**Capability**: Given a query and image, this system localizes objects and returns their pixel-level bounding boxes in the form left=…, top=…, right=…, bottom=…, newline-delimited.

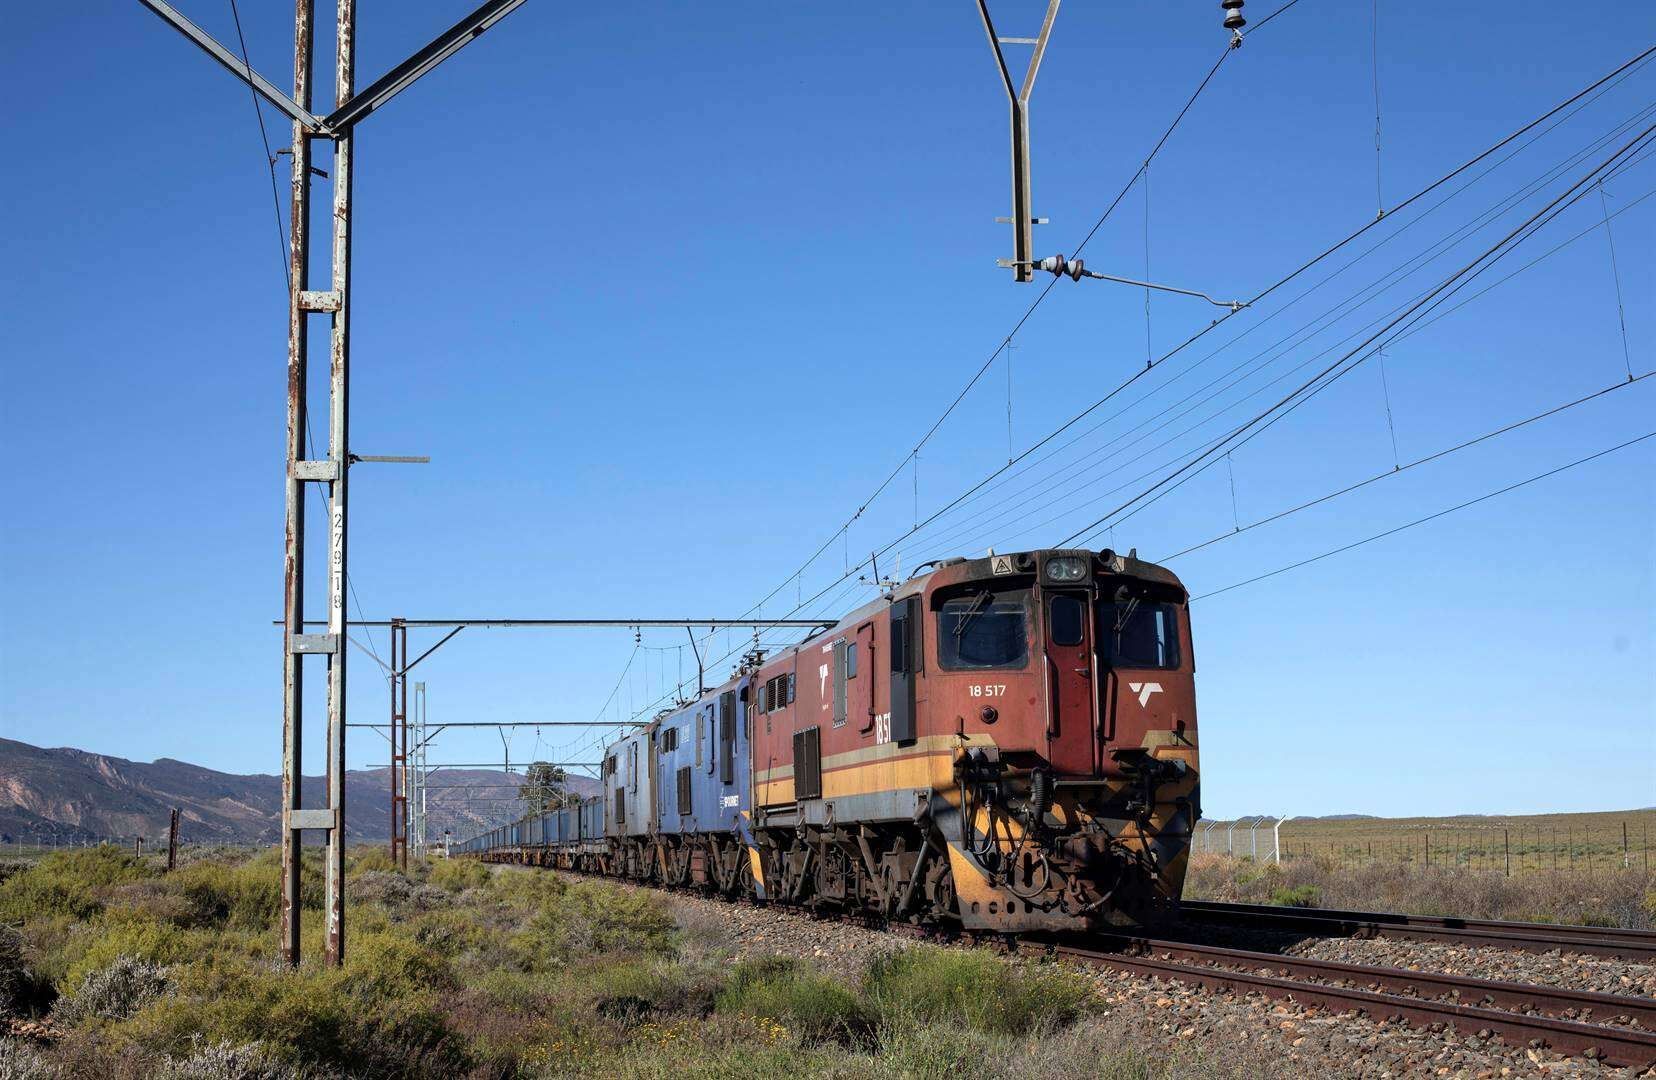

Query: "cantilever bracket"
left=324, top=0, right=532, bottom=132
left=977, top=0, right=1061, bottom=283
left=136, top=0, right=328, bottom=133
left=136, top=0, right=532, bottom=138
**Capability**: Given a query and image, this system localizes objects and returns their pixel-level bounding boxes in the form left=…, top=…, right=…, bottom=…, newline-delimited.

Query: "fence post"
left=1504, top=829, right=1510, bottom=877
left=1274, top=816, right=1295, bottom=864
left=1425, top=829, right=1430, bottom=867
left=1623, top=822, right=1629, bottom=869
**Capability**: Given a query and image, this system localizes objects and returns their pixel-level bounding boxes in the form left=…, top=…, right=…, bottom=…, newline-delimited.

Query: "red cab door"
left=1044, top=591, right=1096, bottom=775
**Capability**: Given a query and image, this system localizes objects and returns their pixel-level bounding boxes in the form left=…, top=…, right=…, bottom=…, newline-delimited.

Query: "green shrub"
left=60, top=914, right=209, bottom=991
left=0, top=847, right=161, bottom=924
left=0, top=869, right=101, bottom=923
left=348, top=848, right=396, bottom=877
left=408, top=909, right=496, bottom=958
left=342, top=932, right=455, bottom=1002
left=1268, top=884, right=1321, bottom=908
left=491, top=867, right=567, bottom=910
left=430, top=859, right=491, bottom=894
left=529, top=882, right=673, bottom=961
left=116, top=962, right=461, bottom=1077
left=864, top=948, right=1088, bottom=1036
left=583, top=957, right=721, bottom=1020
left=714, top=957, right=869, bottom=1043
left=169, top=861, right=282, bottom=931
left=873, top=1020, right=1019, bottom=1078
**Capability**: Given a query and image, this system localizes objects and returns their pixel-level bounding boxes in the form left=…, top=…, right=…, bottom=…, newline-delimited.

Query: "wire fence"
left=1194, top=817, right=1653, bottom=875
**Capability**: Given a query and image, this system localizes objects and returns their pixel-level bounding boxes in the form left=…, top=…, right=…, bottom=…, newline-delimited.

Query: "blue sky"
left=1, top=1, right=1651, bottom=819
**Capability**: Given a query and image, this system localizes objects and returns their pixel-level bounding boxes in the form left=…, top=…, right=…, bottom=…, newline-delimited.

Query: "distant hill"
left=0, top=738, right=599, bottom=846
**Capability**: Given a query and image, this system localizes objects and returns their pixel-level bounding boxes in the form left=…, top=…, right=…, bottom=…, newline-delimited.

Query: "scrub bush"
left=713, top=957, right=869, bottom=1043
left=157, top=1038, right=294, bottom=1080
left=54, top=956, right=168, bottom=1025
left=168, top=862, right=280, bottom=931
left=430, top=859, right=491, bottom=894
left=348, top=849, right=396, bottom=877
left=347, top=871, right=450, bottom=914
left=529, top=881, right=674, bottom=961
left=116, top=962, right=461, bottom=1078
left=1268, top=884, right=1321, bottom=908
left=0, top=928, right=26, bottom=1019
left=0, top=1038, right=53, bottom=1080
left=0, top=872, right=99, bottom=924
left=864, top=947, right=1088, bottom=1036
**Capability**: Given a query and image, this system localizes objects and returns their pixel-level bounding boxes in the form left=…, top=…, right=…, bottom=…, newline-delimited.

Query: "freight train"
left=454, top=547, right=1199, bottom=931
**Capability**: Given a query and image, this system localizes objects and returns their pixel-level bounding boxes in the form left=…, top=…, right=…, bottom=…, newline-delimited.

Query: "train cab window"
left=1049, top=595, right=1085, bottom=647
left=938, top=590, right=1029, bottom=670
left=661, top=728, right=678, bottom=752
left=1103, top=599, right=1181, bottom=670
left=846, top=642, right=857, bottom=679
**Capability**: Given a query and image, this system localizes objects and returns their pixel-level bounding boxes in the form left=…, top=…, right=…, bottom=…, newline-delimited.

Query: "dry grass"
left=1198, top=809, right=1656, bottom=875
left=0, top=846, right=1242, bottom=1078
left=1184, top=850, right=1656, bottom=928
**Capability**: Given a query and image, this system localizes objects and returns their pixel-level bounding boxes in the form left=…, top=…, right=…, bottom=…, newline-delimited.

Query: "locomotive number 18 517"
left=968, top=684, right=1006, bottom=698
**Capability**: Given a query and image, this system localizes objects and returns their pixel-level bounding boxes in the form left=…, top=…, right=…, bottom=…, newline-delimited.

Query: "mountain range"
left=0, top=738, right=599, bottom=847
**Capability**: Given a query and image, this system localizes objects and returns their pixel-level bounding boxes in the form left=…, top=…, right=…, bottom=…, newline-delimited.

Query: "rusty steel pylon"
left=390, top=620, right=409, bottom=871
left=136, top=0, right=533, bottom=966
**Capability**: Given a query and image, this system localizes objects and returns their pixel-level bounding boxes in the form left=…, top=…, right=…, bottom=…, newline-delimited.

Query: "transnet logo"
left=1127, top=681, right=1163, bottom=707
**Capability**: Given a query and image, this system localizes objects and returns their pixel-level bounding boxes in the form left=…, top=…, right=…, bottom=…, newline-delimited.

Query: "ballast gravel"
left=639, top=880, right=1656, bottom=1079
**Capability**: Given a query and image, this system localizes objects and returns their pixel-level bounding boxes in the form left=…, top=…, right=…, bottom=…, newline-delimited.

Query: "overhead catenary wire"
left=227, top=0, right=290, bottom=292
left=886, top=113, right=1656, bottom=573
left=603, top=32, right=1656, bottom=739
left=1087, top=166, right=1656, bottom=547
left=1160, top=371, right=1654, bottom=564
left=724, top=16, right=1270, bottom=637
left=842, top=67, right=1656, bottom=599
left=1057, top=120, right=1656, bottom=548
left=590, top=15, right=1290, bottom=737
left=1190, top=430, right=1656, bottom=602
left=652, top=124, right=1649, bottom=715
left=1596, top=181, right=1636, bottom=381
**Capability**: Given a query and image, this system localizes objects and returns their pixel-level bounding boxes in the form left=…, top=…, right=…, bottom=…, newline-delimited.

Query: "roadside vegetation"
left=0, top=846, right=1240, bottom=1079
left=1184, top=850, right=1656, bottom=928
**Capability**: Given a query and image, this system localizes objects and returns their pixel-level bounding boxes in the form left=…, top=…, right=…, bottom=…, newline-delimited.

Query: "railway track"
left=521, top=866, right=1656, bottom=1067
left=1180, top=900, right=1656, bottom=961
left=1049, top=934, right=1656, bottom=1068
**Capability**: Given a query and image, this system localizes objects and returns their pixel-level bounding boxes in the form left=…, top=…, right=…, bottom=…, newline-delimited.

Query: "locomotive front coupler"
left=1110, top=747, right=1188, bottom=823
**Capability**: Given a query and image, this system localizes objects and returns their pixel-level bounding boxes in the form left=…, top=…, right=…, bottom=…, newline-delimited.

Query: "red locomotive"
left=745, top=546, right=1198, bottom=930
left=463, top=546, right=1200, bottom=932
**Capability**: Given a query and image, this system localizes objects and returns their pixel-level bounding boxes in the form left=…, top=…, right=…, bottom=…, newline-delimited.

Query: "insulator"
left=1222, top=0, right=1246, bottom=31
left=1036, top=254, right=1088, bottom=282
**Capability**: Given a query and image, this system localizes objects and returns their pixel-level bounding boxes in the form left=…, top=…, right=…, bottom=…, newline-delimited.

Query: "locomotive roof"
left=600, top=547, right=1185, bottom=760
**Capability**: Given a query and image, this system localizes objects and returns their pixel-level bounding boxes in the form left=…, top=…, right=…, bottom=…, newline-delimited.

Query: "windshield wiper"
left=952, top=590, right=993, bottom=638
left=1110, top=589, right=1142, bottom=654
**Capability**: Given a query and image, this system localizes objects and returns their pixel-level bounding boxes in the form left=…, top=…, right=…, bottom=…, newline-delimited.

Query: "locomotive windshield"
left=1102, top=597, right=1180, bottom=669
left=938, top=590, right=1029, bottom=670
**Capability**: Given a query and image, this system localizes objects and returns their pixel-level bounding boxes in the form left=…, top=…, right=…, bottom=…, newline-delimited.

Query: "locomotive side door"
left=1044, top=591, right=1096, bottom=776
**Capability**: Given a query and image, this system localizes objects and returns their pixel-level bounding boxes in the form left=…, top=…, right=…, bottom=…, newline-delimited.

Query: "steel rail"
left=1053, top=943, right=1656, bottom=1068
left=1180, top=901, right=1656, bottom=961
left=1082, top=933, right=1656, bottom=1029
left=458, top=857, right=1654, bottom=1065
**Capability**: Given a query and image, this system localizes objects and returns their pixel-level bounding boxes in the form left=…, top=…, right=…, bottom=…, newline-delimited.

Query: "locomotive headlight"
left=1044, top=556, right=1088, bottom=583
